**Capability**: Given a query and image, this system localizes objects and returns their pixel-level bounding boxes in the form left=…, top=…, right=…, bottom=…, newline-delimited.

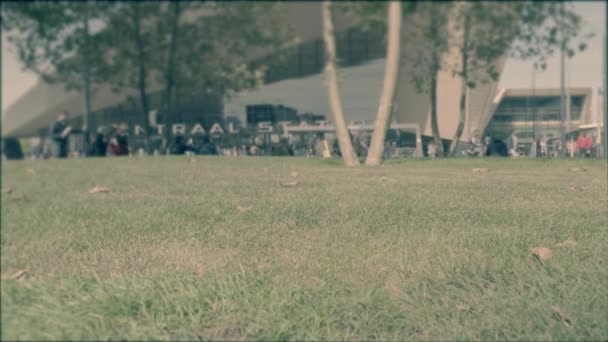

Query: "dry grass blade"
left=456, top=304, right=471, bottom=312
left=568, top=186, right=585, bottom=192
left=2, top=269, right=28, bottom=280
left=551, top=306, right=573, bottom=328
left=472, top=168, right=490, bottom=172
left=555, top=238, right=578, bottom=248
left=380, top=177, right=396, bottom=182
left=530, top=247, right=553, bottom=261
left=87, top=186, right=110, bottom=194
left=237, top=205, right=253, bottom=213
left=280, top=181, right=298, bottom=188
left=569, top=167, right=590, bottom=172
left=10, top=193, right=29, bottom=201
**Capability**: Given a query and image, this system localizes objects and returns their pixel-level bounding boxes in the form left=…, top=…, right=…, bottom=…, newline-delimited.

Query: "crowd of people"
left=5, top=112, right=603, bottom=161
left=462, top=131, right=598, bottom=158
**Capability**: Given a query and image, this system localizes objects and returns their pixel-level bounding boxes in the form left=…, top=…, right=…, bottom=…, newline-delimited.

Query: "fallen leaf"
left=456, top=304, right=471, bottom=312
left=551, top=306, right=573, bottom=328
left=1, top=269, right=28, bottom=280
left=290, top=171, right=299, bottom=178
left=25, top=168, right=36, bottom=175
left=280, top=181, right=298, bottom=188
left=2, top=187, right=13, bottom=194
left=472, top=168, right=490, bottom=172
left=530, top=247, right=553, bottom=261
left=87, top=186, right=110, bottom=194
left=555, top=238, right=577, bottom=248
left=569, top=167, right=590, bottom=172
left=10, top=194, right=29, bottom=201
left=568, top=186, right=585, bottom=192
left=237, top=205, right=253, bottom=213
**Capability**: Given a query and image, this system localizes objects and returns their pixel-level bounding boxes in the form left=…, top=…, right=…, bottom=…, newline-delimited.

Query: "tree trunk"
left=366, top=1, right=402, bottom=166
left=429, top=52, right=443, bottom=157
left=82, top=15, right=92, bottom=151
left=321, top=1, right=359, bottom=166
left=162, top=1, right=181, bottom=150
left=83, top=72, right=92, bottom=146
left=448, top=14, right=471, bottom=157
left=133, top=4, right=151, bottom=150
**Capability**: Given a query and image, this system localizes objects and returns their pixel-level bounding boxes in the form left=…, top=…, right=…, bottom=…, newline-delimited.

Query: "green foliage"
left=99, top=2, right=293, bottom=101
left=2, top=1, right=293, bottom=105
left=2, top=1, right=113, bottom=91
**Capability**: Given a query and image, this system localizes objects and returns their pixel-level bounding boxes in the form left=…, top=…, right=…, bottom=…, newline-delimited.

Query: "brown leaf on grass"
left=570, top=167, right=590, bottom=172
left=530, top=247, right=553, bottom=261
left=87, top=186, right=110, bottom=194
left=472, top=168, right=490, bottom=172
left=1, top=269, right=28, bottom=280
left=568, top=186, right=585, bottom=192
left=10, top=193, right=29, bottom=201
left=290, top=171, right=299, bottom=178
left=2, top=187, right=13, bottom=194
left=280, top=181, right=298, bottom=188
left=555, top=238, right=578, bottom=248
left=237, top=205, right=253, bottom=213
left=551, top=306, right=573, bottom=329
left=25, top=168, right=36, bottom=175
left=456, top=304, right=471, bottom=312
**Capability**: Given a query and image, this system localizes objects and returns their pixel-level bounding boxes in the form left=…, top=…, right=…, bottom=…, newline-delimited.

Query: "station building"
left=2, top=2, right=601, bottom=156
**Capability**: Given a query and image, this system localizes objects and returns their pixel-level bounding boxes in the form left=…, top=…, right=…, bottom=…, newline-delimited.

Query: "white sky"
left=2, top=1, right=606, bottom=113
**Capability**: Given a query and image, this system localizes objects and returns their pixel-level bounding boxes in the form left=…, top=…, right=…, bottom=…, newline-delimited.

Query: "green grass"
left=2, top=156, right=607, bottom=341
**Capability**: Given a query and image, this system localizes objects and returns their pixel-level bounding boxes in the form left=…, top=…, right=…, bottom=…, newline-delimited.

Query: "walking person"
left=583, top=132, right=593, bottom=158
left=567, top=138, right=575, bottom=158
left=576, top=132, right=585, bottom=157
left=427, top=141, right=437, bottom=159
left=88, top=132, right=107, bottom=157
left=539, top=136, right=548, bottom=157
left=314, top=133, right=331, bottom=159
left=508, top=131, right=519, bottom=157
left=480, top=136, right=491, bottom=157
left=49, top=111, right=71, bottom=158
left=108, top=123, right=129, bottom=156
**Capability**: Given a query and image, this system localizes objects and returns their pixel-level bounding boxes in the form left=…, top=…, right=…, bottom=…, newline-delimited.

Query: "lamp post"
left=532, top=63, right=537, bottom=143
left=559, top=1, right=567, bottom=157
left=603, top=33, right=608, bottom=158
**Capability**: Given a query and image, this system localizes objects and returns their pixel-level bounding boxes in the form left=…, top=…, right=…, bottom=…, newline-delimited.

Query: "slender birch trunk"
left=366, top=1, right=402, bottom=166
left=448, top=14, right=471, bottom=157
left=321, top=1, right=359, bottom=166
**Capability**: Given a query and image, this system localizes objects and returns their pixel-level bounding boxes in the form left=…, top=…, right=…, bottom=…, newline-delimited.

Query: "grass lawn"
left=1, top=156, right=607, bottom=341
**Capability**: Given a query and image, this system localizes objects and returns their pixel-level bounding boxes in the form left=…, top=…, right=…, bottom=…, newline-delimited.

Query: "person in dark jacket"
left=272, top=138, right=294, bottom=156
left=88, top=133, right=107, bottom=157
left=169, top=135, right=187, bottom=155
left=198, top=136, right=218, bottom=155
left=49, top=112, right=71, bottom=158
left=2, top=138, right=24, bottom=160
left=109, top=123, right=129, bottom=156
left=485, top=138, right=509, bottom=157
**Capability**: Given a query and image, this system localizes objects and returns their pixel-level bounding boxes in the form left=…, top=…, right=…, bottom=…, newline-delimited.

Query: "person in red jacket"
left=576, top=132, right=586, bottom=157
left=583, top=133, right=593, bottom=157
